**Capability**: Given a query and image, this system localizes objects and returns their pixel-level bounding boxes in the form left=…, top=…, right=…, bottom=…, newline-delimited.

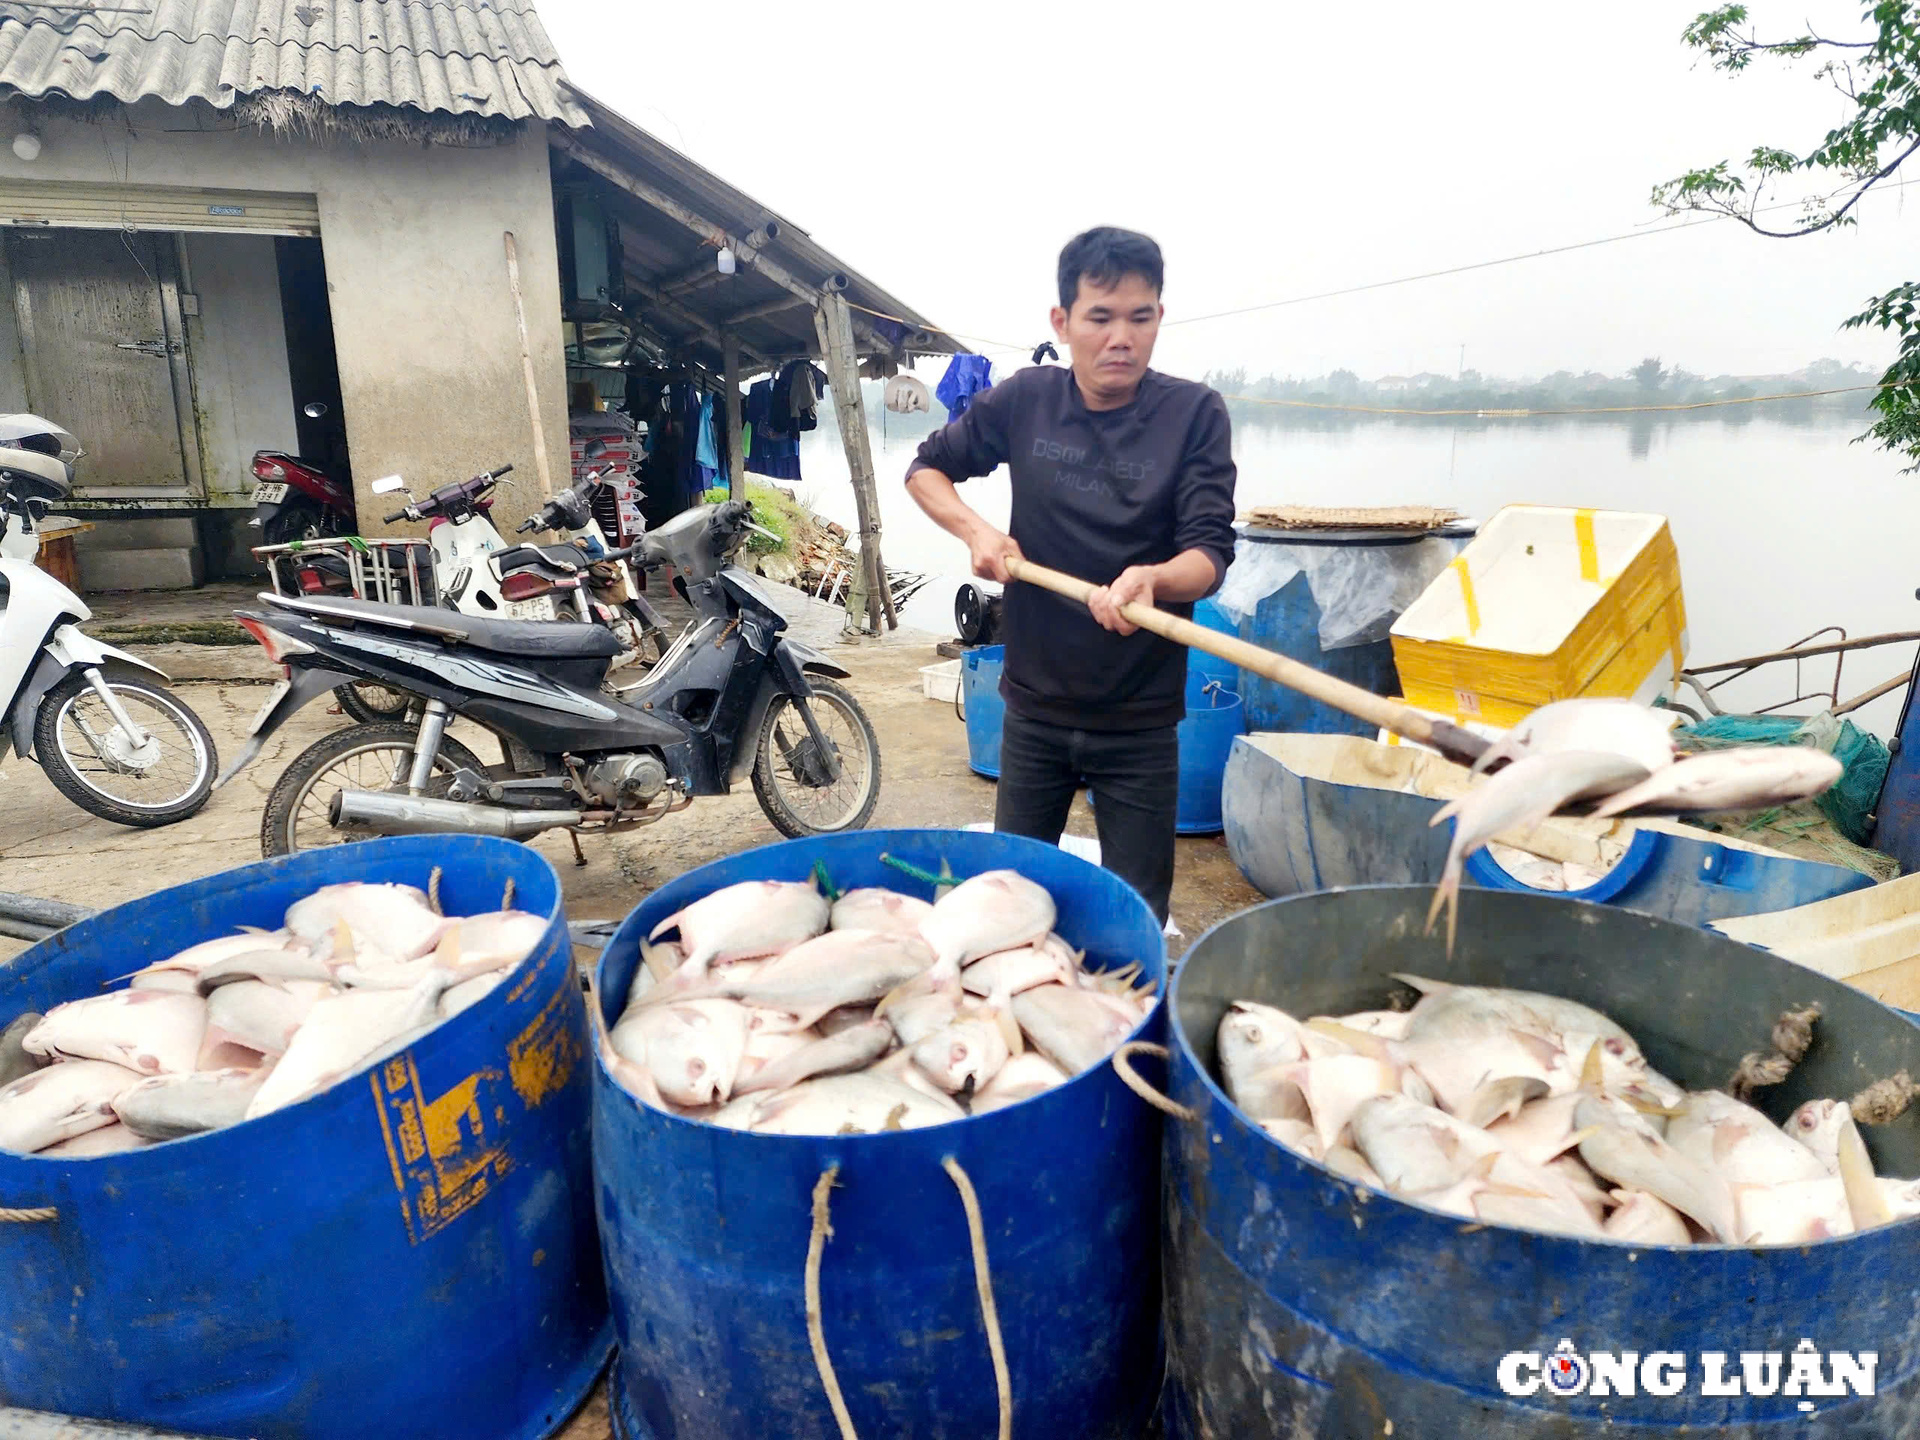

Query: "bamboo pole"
left=722, top=333, right=745, bottom=501
left=814, top=296, right=893, bottom=633
left=502, top=231, right=556, bottom=498
left=1005, top=556, right=1492, bottom=767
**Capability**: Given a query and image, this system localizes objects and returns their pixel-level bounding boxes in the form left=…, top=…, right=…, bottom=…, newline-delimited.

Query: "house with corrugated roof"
left=0, top=0, right=955, bottom=620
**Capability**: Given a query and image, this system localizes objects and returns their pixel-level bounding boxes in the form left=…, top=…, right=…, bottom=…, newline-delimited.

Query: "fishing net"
left=1671, top=711, right=1898, bottom=880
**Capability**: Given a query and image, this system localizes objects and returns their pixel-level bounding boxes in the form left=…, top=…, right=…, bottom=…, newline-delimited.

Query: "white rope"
left=943, top=1157, right=1012, bottom=1440
left=1111, top=1042, right=1197, bottom=1122
left=806, top=1166, right=859, bottom=1440
left=0, top=1206, right=56, bottom=1223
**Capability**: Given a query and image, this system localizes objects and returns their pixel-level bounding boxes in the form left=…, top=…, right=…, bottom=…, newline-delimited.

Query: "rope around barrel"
left=1111, top=1042, right=1198, bottom=1122
left=427, top=866, right=444, bottom=916
left=805, top=1167, right=859, bottom=1440
left=0, top=1206, right=56, bottom=1223
left=942, top=1156, right=1011, bottom=1440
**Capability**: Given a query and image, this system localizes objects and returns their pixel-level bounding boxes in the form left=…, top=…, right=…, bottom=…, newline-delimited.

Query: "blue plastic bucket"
left=592, top=829, right=1168, bottom=1440
left=961, top=643, right=1006, bottom=778
left=1175, top=677, right=1245, bottom=836
left=1189, top=599, right=1241, bottom=692
left=0, top=836, right=610, bottom=1440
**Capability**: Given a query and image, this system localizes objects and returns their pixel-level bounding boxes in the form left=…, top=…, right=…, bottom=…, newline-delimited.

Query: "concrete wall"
left=182, top=232, right=298, bottom=499
left=0, top=101, right=571, bottom=534
left=0, top=240, right=25, bottom=412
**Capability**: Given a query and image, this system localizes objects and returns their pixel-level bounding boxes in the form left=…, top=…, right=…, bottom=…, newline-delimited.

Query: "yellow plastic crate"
left=1388, top=505, right=1687, bottom=729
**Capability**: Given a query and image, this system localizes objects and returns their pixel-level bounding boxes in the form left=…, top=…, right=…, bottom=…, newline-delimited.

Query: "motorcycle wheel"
left=33, top=670, right=217, bottom=827
left=260, top=722, right=487, bottom=857
left=261, top=498, right=326, bottom=546
left=750, top=677, right=882, bottom=837
left=334, top=682, right=418, bottom=724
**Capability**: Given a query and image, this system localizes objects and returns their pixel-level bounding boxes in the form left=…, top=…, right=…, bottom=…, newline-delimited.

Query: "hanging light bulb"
left=716, top=246, right=736, bottom=275
left=12, top=132, right=40, bottom=162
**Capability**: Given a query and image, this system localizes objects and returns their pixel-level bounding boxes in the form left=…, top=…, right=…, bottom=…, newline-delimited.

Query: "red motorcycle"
left=247, top=401, right=355, bottom=546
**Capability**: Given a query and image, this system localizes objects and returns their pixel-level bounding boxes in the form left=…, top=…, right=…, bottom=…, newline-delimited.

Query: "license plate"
left=249, top=679, right=291, bottom=735
left=253, top=482, right=289, bottom=504
left=507, top=595, right=557, bottom=621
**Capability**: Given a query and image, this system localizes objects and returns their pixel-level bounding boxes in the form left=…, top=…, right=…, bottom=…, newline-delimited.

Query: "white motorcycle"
left=0, top=415, right=217, bottom=825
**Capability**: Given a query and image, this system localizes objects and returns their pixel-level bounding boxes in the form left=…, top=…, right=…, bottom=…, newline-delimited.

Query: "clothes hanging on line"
left=936, top=354, right=993, bottom=419
left=769, top=360, right=828, bottom=435
left=694, top=392, right=721, bottom=489
left=744, top=378, right=802, bottom=481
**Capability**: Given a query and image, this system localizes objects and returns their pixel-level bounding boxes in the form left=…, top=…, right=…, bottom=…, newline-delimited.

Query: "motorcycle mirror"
left=745, top=521, right=781, bottom=543
left=370, top=475, right=407, bottom=495
left=303, top=401, right=330, bottom=419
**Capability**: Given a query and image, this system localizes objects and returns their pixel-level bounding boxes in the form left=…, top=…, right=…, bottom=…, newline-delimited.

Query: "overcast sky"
left=542, top=0, right=1916, bottom=383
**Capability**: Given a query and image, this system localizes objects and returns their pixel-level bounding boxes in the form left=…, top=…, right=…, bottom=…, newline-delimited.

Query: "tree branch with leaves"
left=1653, top=2, right=1920, bottom=467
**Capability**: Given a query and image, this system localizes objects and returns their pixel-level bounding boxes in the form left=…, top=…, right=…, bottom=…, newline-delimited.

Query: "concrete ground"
left=2, top=588, right=1261, bottom=1438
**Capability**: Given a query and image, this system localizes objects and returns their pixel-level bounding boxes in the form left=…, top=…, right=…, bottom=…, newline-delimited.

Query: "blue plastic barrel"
left=592, top=828, right=1168, bottom=1440
left=1233, top=532, right=1412, bottom=735
left=1174, top=676, right=1245, bottom=836
left=1189, top=598, right=1241, bottom=692
left=1163, top=885, right=1920, bottom=1435
left=961, top=644, right=1006, bottom=778
left=0, top=836, right=610, bottom=1440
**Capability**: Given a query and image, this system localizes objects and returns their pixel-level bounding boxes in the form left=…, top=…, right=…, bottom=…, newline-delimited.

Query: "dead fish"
left=1575, top=1096, right=1737, bottom=1240
left=1590, top=746, right=1843, bottom=819
left=1425, top=750, right=1652, bottom=952
left=1666, top=1090, right=1830, bottom=1188
left=1320, top=1009, right=1412, bottom=1041
left=25, top=991, right=207, bottom=1076
left=114, top=1069, right=266, bottom=1141
left=735, top=1020, right=893, bottom=1096
left=1604, top=1188, right=1693, bottom=1246
left=728, top=930, right=935, bottom=1028
left=246, top=973, right=450, bottom=1119
left=127, top=932, right=298, bottom=990
left=1547, top=1155, right=1612, bottom=1221
left=39, top=1121, right=152, bottom=1158
left=427, top=910, right=547, bottom=980
left=1397, top=975, right=1639, bottom=1051
left=830, top=887, right=934, bottom=935
left=196, top=939, right=336, bottom=991
left=971, top=1051, right=1069, bottom=1114
left=1784, top=1097, right=1849, bottom=1174
left=1323, top=1144, right=1386, bottom=1189
left=748, top=1071, right=965, bottom=1135
left=1351, top=1091, right=1504, bottom=1196
left=610, top=999, right=751, bottom=1108
left=872, top=1046, right=967, bottom=1107
left=202, top=980, right=317, bottom=1060
left=1835, top=1113, right=1894, bottom=1233
left=918, top=869, right=1055, bottom=974
left=287, top=882, right=447, bottom=960
left=879, top=986, right=963, bottom=1048
left=0, top=1012, right=46, bottom=1088
left=1219, top=1003, right=1352, bottom=1118
left=0, top=1059, right=141, bottom=1153
left=1011, top=983, right=1137, bottom=1076
left=1472, top=698, right=1676, bottom=778
left=1487, top=1092, right=1598, bottom=1167
left=647, top=879, right=828, bottom=973
left=816, top=1004, right=878, bottom=1037
left=962, top=936, right=1080, bottom=999
left=1455, top=1075, right=1551, bottom=1129
left=1469, top=1180, right=1607, bottom=1239
left=440, top=971, right=507, bottom=1019
left=911, top=1009, right=1018, bottom=1094
left=1257, top=1116, right=1322, bottom=1158
left=1736, top=1176, right=1853, bottom=1245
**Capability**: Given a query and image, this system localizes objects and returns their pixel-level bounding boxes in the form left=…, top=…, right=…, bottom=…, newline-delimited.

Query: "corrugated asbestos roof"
left=0, top=0, right=586, bottom=124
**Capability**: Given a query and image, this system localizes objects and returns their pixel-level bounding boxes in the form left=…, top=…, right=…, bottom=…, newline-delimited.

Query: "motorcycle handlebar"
left=383, top=507, right=411, bottom=524
left=490, top=463, right=515, bottom=480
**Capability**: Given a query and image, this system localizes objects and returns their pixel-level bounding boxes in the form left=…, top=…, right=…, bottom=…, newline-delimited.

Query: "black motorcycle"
left=218, top=499, right=883, bottom=856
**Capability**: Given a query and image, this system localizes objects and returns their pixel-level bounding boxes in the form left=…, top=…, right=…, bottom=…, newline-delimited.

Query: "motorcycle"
left=248, top=401, right=354, bottom=546
left=0, top=415, right=218, bottom=826
left=218, top=498, right=882, bottom=857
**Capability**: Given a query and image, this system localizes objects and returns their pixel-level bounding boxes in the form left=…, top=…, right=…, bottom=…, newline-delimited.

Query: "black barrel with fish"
left=591, top=829, right=1168, bottom=1439
left=0, top=836, right=609, bottom=1440
left=1160, top=884, right=1920, bottom=1437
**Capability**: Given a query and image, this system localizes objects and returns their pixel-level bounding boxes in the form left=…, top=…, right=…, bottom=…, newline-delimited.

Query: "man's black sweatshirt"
left=908, top=365, right=1238, bottom=732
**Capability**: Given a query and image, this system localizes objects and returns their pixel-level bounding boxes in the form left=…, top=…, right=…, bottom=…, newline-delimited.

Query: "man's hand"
left=968, top=527, right=1023, bottom=584
left=1088, top=564, right=1158, bottom=635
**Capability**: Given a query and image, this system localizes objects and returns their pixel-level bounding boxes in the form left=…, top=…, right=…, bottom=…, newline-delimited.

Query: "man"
left=905, top=227, right=1237, bottom=922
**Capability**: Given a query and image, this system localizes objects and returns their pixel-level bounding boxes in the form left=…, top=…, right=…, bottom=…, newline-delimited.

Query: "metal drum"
left=592, top=828, right=1167, bottom=1439
left=0, top=835, right=610, bottom=1440
left=1163, top=884, right=1920, bottom=1437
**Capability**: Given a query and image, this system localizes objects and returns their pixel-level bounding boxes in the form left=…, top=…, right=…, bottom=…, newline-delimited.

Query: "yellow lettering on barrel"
left=509, top=984, right=582, bottom=1109
left=372, top=1054, right=511, bottom=1245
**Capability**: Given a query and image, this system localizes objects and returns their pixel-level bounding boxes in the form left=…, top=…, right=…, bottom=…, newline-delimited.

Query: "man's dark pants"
left=993, top=709, right=1179, bottom=923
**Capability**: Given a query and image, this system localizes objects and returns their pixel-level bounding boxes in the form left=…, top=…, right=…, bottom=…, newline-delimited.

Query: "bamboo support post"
left=722, top=333, right=745, bottom=501
left=814, top=295, right=894, bottom=633
left=1004, top=556, right=1490, bottom=766
left=502, top=231, right=556, bottom=498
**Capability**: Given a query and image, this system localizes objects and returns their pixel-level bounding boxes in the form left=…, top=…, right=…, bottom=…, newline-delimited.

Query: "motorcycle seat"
left=494, top=543, right=586, bottom=574
left=264, top=592, right=622, bottom=659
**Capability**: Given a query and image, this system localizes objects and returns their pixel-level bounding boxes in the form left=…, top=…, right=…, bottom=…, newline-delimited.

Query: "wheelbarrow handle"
left=1004, top=556, right=1492, bottom=769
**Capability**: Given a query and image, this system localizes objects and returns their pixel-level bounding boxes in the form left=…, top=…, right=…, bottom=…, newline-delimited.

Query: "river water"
left=795, top=408, right=1918, bottom=736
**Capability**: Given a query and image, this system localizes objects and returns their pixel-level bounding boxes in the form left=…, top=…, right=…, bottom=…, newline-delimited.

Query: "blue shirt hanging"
left=936, top=354, right=993, bottom=419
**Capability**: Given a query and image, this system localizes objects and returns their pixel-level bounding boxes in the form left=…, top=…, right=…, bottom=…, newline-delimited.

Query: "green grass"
left=701, top=481, right=807, bottom=556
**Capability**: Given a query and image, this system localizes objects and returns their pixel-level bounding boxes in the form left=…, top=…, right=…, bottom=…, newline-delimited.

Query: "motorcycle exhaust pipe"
left=329, top=790, right=584, bottom=839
